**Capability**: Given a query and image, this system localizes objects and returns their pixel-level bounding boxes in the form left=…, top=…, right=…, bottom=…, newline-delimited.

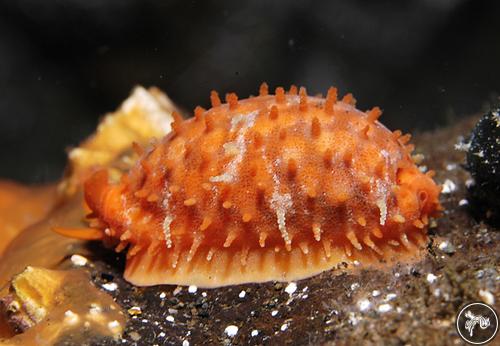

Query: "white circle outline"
left=456, top=302, right=498, bottom=345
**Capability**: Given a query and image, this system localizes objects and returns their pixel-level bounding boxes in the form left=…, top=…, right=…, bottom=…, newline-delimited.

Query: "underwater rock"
left=0, top=87, right=497, bottom=345
left=0, top=267, right=126, bottom=344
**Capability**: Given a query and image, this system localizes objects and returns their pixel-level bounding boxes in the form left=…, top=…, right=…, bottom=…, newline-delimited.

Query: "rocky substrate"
left=52, top=115, right=499, bottom=345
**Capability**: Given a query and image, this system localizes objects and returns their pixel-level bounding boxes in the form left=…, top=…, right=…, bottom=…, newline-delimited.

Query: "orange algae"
left=0, top=181, right=57, bottom=256
left=79, top=84, right=441, bottom=287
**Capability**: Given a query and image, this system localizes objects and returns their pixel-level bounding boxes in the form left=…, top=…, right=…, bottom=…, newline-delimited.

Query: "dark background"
left=0, top=0, right=499, bottom=183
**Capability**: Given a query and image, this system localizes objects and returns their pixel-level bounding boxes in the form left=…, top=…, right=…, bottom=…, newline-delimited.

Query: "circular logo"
left=456, top=302, right=498, bottom=344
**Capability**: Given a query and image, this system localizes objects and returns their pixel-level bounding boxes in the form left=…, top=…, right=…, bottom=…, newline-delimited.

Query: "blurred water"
left=0, top=0, right=499, bottom=182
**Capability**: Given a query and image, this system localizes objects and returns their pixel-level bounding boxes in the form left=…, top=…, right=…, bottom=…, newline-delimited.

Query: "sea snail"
left=57, top=84, right=441, bottom=287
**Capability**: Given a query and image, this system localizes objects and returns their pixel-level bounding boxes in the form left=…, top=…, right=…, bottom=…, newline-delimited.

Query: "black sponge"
left=466, top=107, right=500, bottom=223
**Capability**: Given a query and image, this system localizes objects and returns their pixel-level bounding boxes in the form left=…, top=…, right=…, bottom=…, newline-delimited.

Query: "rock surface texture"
left=0, top=94, right=498, bottom=345
left=68, top=116, right=500, bottom=345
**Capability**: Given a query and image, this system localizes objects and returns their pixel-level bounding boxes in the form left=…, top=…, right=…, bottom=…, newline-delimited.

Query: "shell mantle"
left=83, top=85, right=441, bottom=287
